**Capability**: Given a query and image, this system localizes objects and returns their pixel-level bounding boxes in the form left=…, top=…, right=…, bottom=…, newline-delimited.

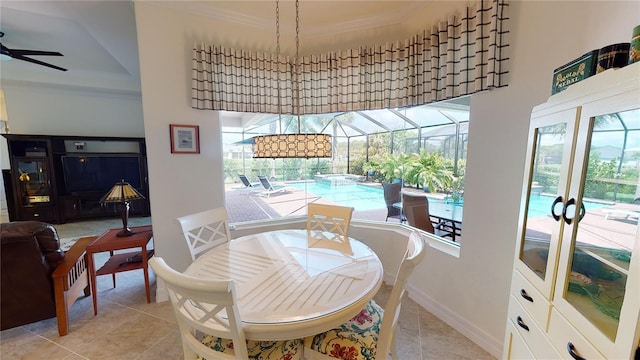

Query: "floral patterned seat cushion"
left=199, top=336, right=303, bottom=360
left=304, top=300, right=384, bottom=360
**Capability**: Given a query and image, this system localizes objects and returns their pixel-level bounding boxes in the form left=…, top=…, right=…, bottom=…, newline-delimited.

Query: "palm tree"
left=408, top=150, right=454, bottom=193
left=378, top=153, right=412, bottom=184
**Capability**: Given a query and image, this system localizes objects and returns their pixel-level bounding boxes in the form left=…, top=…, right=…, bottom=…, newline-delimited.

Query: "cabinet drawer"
left=507, top=296, right=560, bottom=359
left=548, top=308, right=605, bottom=359
left=510, top=270, right=551, bottom=329
left=19, top=206, right=55, bottom=221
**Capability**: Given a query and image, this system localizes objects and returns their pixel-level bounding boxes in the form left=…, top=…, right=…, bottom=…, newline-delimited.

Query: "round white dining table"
left=184, top=228, right=383, bottom=341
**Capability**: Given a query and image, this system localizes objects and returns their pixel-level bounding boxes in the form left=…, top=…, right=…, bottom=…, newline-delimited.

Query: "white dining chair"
left=306, top=203, right=354, bottom=237
left=303, top=230, right=427, bottom=360
left=176, top=207, right=232, bottom=261
left=149, top=257, right=304, bottom=360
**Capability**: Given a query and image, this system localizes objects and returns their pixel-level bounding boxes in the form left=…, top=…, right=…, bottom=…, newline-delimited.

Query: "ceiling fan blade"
left=0, top=43, right=11, bottom=57
left=9, top=49, right=64, bottom=57
left=11, top=54, right=67, bottom=71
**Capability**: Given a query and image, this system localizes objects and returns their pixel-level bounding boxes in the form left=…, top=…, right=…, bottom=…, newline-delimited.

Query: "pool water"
left=288, top=182, right=386, bottom=210
left=288, top=182, right=609, bottom=217
left=526, top=194, right=607, bottom=218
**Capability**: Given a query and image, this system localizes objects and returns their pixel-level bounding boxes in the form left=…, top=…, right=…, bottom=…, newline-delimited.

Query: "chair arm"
left=52, top=235, right=97, bottom=336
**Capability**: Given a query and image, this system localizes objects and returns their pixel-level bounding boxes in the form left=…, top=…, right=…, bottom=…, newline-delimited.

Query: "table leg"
left=53, top=274, right=69, bottom=336
left=142, top=247, right=151, bottom=303
left=110, top=250, right=116, bottom=288
left=87, top=251, right=98, bottom=315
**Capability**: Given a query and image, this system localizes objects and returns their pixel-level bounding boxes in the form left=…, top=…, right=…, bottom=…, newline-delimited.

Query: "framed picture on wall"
left=170, top=124, right=200, bottom=154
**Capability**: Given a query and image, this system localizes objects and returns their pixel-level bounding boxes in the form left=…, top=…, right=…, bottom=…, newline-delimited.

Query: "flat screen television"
left=61, top=155, right=142, bottom=193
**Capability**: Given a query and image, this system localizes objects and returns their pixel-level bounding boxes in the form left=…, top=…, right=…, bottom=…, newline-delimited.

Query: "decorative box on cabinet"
left=503, top=62, right=640, bottom=359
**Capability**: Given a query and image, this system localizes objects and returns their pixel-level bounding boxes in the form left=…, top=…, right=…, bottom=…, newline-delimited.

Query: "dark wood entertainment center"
left=2, top=134, right=150, bottom=223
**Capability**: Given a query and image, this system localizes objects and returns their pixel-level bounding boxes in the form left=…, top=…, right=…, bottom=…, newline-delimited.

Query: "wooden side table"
left=52, top=235, right=96, bottom=336
left=86, top=225, right=153, bottom=315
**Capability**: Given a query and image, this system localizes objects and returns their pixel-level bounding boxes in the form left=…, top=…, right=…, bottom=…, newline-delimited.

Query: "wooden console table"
left=86, top=225, right=153, bottom=315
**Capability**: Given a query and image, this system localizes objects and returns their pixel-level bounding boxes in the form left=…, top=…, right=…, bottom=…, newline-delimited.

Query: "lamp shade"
left=253, top=133, right=332, bottom=158
left=0, top=89, right=8, bottom=122
left=0, top=89, right=9, bottom=121
left=100, top=180, right=145, bottom=203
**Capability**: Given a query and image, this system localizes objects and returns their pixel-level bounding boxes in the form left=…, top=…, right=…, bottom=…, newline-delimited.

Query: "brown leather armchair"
left=0, top=221, right=94, bottom=335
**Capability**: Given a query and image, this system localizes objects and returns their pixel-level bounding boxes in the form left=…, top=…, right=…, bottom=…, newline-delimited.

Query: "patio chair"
left=303, top=230, right=427, bottom=360
left=382, top=182, right=404, bottom=222
left=402, top=192, right=435, bottom=234
left=257, top=175, right=293, bottom=197
left=176, top=207, right=232, bottom=261
left=237, top=174, right=261, bottom=195
left=149, top=257, right=303, bottom=360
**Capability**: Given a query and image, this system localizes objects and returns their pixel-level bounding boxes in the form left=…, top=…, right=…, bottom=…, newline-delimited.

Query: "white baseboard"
left=407, top=283, right=503, bottom=359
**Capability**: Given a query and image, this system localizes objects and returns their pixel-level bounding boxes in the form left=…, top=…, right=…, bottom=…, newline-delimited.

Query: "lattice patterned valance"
left=192, top=0, right=509, bottom=114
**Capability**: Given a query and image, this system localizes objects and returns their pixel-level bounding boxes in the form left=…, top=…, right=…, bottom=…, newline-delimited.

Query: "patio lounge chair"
left=602, top=206, right=640, bottom=221
left=257, top=175, right=294, bottom=197
left=238, top=174, right=261, bottom=194
left=239, top=174, right=260, bottom=188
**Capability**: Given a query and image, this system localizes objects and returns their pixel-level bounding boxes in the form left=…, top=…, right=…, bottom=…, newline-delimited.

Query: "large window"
left=222, top=98, right=469, bottom=244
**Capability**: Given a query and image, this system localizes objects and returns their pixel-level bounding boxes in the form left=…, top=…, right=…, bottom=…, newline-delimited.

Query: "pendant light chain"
left=275, top=0, right=282, bottom=134
left=295, top=0, right=301, bottom=133
left=253, top=0, right=331, bottom=159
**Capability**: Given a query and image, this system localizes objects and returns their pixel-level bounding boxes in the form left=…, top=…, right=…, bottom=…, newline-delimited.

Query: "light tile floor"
left=0, top=263, right=495, bottom=359
left=1, top=216, right=494, bottom=359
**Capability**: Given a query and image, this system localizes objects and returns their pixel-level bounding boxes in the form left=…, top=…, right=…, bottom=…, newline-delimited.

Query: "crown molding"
left=152, top=1, right=429, bottom=39
left=1, top=79, right=142, bottom=100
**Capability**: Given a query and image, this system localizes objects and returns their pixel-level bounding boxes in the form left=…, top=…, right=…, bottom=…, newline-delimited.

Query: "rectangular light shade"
left=253, top=134, right=332, bottom=158
left=100, top=181, right=145, bottom=203
left=0, top=89, right=8, bottom=122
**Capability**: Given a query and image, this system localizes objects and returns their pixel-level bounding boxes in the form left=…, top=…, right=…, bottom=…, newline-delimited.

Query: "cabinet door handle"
left=561, top=198, right=586, bottom=225
left=578, top=202, right=585, bottom=222
left=551, top=196, right=563, bottom=221
left=516, top=316, right=529, bottom=331
left=562, top=198, right=575, bottom=225
left=520, top=289, right=533, bottom=302
left=567, top=342, right=586, bottom=360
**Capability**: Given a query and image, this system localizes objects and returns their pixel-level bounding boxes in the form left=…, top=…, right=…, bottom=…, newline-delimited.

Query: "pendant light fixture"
left=253, top=0, right=331, bottom=159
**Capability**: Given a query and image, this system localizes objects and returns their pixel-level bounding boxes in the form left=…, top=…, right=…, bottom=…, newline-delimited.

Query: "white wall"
left=134, top=3, right=228, bottom=273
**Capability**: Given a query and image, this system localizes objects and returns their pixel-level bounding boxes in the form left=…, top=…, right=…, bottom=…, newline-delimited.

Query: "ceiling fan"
left=0, top=31, right=67, bottom=71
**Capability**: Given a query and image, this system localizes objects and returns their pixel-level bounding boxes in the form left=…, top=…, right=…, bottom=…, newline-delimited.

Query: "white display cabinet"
left=504, top=62, right=640, bottom=359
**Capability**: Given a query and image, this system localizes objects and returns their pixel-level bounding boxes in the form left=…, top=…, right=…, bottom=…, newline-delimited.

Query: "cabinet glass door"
left=16, top=159, right=52, bottom=206
left=517, top=109, right=578, bottom=295
left=563, top=108, right=639, bottom=342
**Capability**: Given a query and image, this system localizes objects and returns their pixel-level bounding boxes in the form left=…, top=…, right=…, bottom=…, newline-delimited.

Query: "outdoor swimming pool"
left=526, top=194, right=608, bottom=218
left=288, top=182, right=609, bottom=217
left=288, top=182, right=386, bottom=210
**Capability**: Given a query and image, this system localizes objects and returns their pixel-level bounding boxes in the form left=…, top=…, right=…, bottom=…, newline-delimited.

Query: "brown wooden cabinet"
left=3, top=134, right=150, bottom=223
left=5, top=137, right=58, bottom=222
